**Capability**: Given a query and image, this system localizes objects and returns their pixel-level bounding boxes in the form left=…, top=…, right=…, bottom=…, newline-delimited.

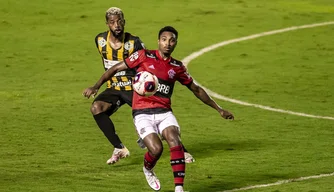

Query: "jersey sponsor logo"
left=114, top=71, right=126, bottom=76
left=98, top=37, right=107, bottom=47
left=168, top=69, right=176, bottom=79
left=129, top=51, right=139, bottom=61
left=157, top=83, right=170, bottom=94
left=111, top=79, right=132, bottom=87
left=124, top=41, right=134, bottom=50
left=103, top=59, right=119, bottom=69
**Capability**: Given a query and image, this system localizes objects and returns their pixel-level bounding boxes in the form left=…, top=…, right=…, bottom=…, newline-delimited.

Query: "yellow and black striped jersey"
left=95, top=32, right=145, bottom=91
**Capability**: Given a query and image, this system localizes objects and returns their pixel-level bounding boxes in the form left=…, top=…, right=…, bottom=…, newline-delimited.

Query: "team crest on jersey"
left=124, top=41, right=133, bottom=50
left=168, top=69, right=176, bottom=79
left=98, top=38, right=107, bottom=47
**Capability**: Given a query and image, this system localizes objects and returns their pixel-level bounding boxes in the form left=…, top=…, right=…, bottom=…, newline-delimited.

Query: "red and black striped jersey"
left=95, top=32, right=145, bottom=91
left=124, top=50, right=193, bottom=116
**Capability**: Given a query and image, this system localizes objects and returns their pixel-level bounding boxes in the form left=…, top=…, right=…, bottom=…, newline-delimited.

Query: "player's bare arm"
left=82, top=62, right=128, bottom=98
left=188, top=81, right=234, bottom=120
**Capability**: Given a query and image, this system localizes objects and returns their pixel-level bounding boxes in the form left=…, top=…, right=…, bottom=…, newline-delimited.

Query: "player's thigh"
left=92, top=89, right=125, bottom=115
left=157, top=111, right=180, bottom=134
left=157, top=112, right=182, bottom=147
left=118, top=90, right=133, bottom=107
left=134, top=114, right=158, bottom=139
left=143, top=133, right=163, bottom=156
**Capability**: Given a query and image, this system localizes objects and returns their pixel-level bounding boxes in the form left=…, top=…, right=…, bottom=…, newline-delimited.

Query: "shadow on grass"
left=183, top=138, right=265, bottom=159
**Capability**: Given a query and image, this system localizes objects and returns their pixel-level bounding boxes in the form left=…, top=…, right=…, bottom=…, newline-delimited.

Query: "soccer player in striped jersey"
left=89, top=7, right=195, bottom=165
left=83, top=26, right=234, bottom=192
left=90, top=7, right=144, bottom=165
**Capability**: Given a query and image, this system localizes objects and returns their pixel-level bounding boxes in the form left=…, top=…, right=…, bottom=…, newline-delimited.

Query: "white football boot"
left=175, top=186, right=184, bottom=192
left=106, top=147, right=130, bottom=165
left=184, top=152, right=195, bottom=163
left=143, top=166, right=161, bottom=191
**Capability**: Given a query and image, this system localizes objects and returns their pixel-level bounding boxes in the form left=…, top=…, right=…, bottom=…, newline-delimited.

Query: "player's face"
left=158, top=32, right=177, bottom=55
left=106, top=14, right=125, bottom=37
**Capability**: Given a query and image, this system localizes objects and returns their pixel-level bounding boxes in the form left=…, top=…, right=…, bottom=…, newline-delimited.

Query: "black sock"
left=93, top=113, right=124, bottom=149
left=182, top=144, right=188, bottom=153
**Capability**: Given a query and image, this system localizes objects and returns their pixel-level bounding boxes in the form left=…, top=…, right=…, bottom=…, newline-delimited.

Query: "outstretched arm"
left=82, top=61, right=128, bottom=98
left=188, top=81, right=234, bottom=120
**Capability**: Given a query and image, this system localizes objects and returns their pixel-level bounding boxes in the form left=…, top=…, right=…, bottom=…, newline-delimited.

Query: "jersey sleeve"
left=178, top=65, right=193, bottom=85
left=94, top=33, right=107, bottom=57
left=134, top=37, right=145, bottom=51
left=124, top=49, right=147, bottom=69
left=94, top=35, right=101, bottom=54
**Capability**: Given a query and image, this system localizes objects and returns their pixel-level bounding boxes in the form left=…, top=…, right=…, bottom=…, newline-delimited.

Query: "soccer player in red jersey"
left=83, top=26, right=234, bottom=192
left=88, top=7, right=195, bottom=165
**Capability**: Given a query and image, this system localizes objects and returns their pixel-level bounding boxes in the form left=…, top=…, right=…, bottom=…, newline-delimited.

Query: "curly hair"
left=105, top=7, right=124, bottom=21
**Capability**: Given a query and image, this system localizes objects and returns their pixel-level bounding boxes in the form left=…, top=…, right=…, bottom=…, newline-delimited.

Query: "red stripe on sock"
left=170, top=145, right=185, bottom=186
left=144, top=152, right=158, bottom=170
left=170, top=145, right=184, bottom=159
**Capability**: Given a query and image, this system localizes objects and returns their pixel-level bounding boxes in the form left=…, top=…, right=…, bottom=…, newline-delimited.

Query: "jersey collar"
left=155, top=50, right=171, bottom=62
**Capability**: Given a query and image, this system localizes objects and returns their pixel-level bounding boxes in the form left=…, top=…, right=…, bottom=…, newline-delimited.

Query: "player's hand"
left=82, top=87, right=98, bottom=99
left=219, top=109, right=234, bottom=120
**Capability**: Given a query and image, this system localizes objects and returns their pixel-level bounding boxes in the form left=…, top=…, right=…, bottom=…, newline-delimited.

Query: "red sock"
left=170, top=145, right=185, bottom=186
left=144, top=152, right=159, bottom=170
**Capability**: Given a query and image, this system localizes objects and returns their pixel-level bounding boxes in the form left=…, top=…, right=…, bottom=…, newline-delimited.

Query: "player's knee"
left=149, top=143, right=163, bottom=157
left=163, top=126, right=181, bottom=147
left=166, top=136, right=181, bottom=148
left=90, top=102, right=105, bottom=115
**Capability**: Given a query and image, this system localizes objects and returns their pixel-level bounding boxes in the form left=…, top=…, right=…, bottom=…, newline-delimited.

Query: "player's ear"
left=123, top=19, right=126, bottom=26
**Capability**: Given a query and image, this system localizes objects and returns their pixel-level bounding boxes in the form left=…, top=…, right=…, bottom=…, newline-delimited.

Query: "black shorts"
left=93, top=88, right=133, bottom=116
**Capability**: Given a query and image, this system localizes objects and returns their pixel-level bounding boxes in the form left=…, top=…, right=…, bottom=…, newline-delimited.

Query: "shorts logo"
left=124, top=42, right=133, bottom=50
left=140, top=128, right=146, bottom=135
left=168, top=69, right=176, bottom=79
left=98, top=38, right=107, bottom=47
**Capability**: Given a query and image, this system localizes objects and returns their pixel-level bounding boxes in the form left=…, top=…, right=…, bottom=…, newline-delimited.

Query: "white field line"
left=182, top=21, right=334, bottom=120
left=220, top=172, right=334, bottom=192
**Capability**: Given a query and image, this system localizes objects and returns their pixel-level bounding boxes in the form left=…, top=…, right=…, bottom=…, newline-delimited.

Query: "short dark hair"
left=158, top=26, right=178, bottom=40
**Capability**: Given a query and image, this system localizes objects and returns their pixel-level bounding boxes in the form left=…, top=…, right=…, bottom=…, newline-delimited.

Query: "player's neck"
left=109, top=33, right=124, bottom=49
left=157, top=50, right=171, bottom=60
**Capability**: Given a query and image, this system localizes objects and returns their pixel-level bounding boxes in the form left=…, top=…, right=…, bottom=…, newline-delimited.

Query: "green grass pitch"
left=1, top=0, right=334, bottom=191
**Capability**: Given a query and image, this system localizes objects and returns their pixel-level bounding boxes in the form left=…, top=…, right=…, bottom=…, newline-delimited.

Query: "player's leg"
left=179, top=134, right=195, bottom=163
left=159, top=112, right=186, bottom=192
left=90, top=89, right=129, bottom=164
left=121, top=91, right=146, bottom=148
left=134, top=114, right=162, bottom=191
left=181, top=142, right=195, bottom=163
